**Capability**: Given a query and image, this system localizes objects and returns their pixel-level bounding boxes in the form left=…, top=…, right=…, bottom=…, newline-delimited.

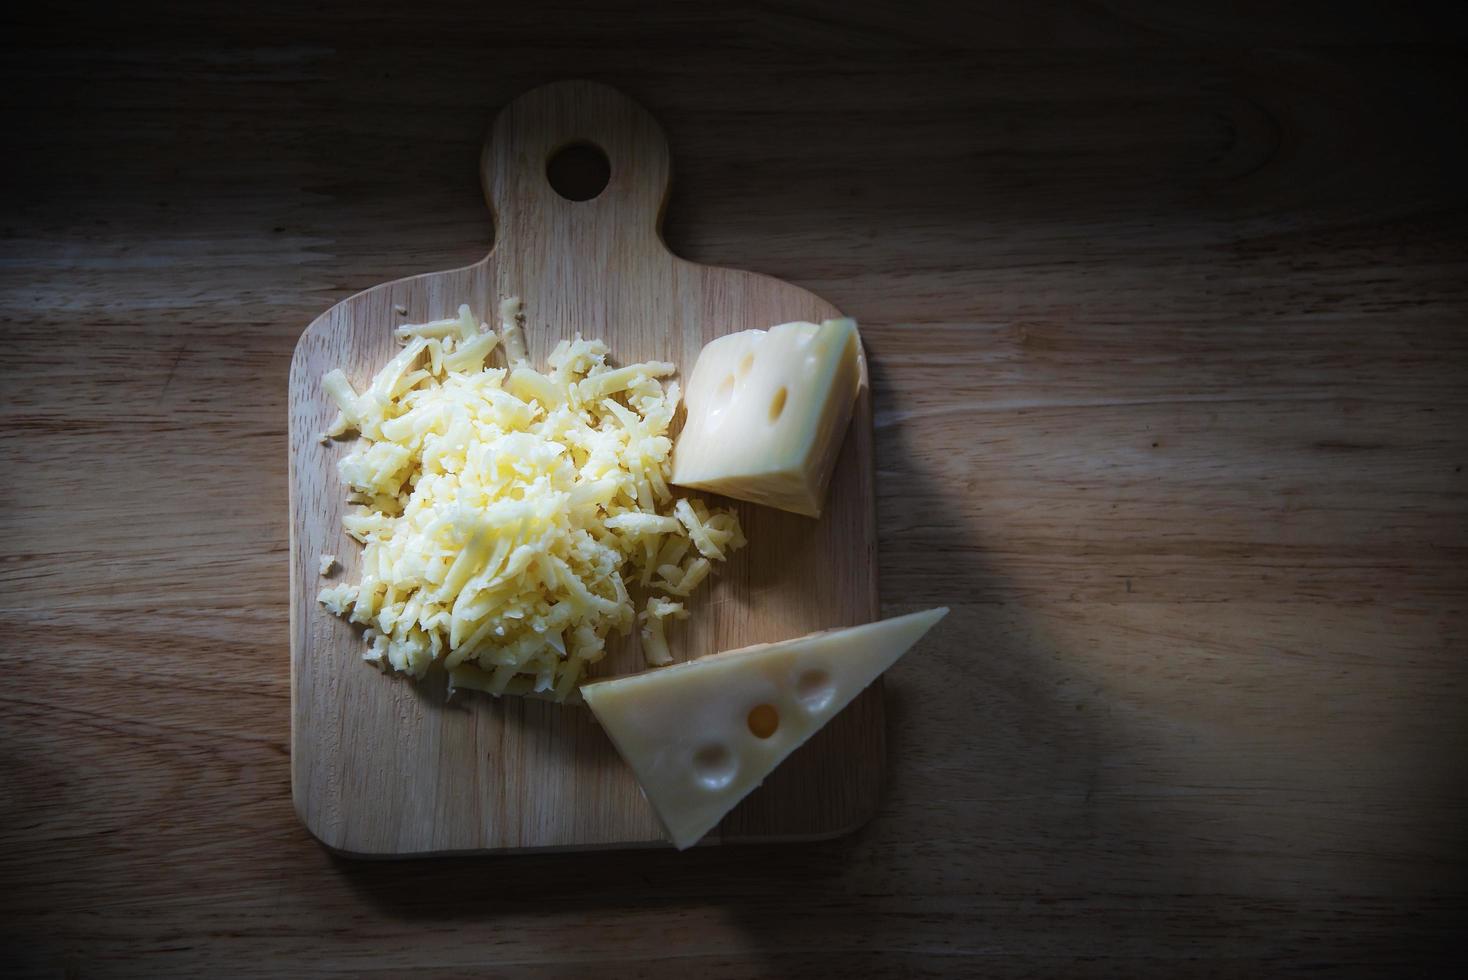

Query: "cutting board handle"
left=481, top=80, right=672, bottom=253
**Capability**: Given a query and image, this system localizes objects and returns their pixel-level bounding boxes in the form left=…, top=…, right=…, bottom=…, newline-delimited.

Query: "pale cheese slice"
left=581, top=607, right=948, bottom=849
left=671, top=318, right=860, bottom=517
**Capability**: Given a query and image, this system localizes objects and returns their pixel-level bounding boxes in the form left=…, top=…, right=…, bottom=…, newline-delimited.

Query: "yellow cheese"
left=671, top=319, right=860, bottom=518
left=317, top=302, right=745, bottom=699
left=581, top=607, right=948, bottom=849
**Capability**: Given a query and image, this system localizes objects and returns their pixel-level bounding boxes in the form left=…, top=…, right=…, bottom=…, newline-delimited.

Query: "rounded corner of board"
left=292, top=791, right=347, bottom=856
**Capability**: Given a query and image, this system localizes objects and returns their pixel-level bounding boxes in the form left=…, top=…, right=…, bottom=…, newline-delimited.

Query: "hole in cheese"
left=795, top=668, right=835, bottom=712
left=738, top=352, right=754, bottom=376
left=746, top=703, right=779, bottom=739
left=768, top=386, right=787, bottom=422
left=692, top=743, right=737, bottom=790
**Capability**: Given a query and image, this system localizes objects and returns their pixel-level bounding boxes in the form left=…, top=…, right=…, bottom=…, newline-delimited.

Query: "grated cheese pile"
left=317, top=300, right=745, bottom=702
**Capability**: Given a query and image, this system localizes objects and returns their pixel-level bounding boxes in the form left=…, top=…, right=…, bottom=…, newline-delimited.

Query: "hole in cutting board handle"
left=546, top=141, right=611, bottom=201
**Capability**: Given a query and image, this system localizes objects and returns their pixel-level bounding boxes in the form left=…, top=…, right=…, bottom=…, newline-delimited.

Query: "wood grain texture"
left=289, top=80, right=879, bottom=854
left=2, top=0, right=1466, bottom=975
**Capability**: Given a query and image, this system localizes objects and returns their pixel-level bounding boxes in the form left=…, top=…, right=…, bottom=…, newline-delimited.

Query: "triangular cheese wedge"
left=582, top=607, right=948, bottom=849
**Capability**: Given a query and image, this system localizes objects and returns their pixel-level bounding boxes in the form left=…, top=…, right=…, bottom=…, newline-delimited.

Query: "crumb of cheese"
left=638, top=596, right=689, bottom=667
left=319, top=554, right=338, bottom=576
left=317, top=301, right=745, bottom=700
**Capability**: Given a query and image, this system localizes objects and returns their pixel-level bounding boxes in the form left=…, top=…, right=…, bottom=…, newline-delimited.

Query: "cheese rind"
left=581, top=607, right=948, bottom=849
left=671, top=319, right=860, bottom=518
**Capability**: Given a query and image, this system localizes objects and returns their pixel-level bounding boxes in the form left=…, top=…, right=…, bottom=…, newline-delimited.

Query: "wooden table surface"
left=3, top=1, right=1464, bottom=975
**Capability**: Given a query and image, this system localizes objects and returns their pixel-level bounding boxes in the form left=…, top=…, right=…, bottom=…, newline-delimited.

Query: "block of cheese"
left=581, top=607, right=948, bottom=849
left=671, top=318, right=861, bottom=518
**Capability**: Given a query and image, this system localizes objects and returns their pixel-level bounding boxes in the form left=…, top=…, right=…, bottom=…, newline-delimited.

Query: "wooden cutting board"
left=288, top=80, right=878, bottom=856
